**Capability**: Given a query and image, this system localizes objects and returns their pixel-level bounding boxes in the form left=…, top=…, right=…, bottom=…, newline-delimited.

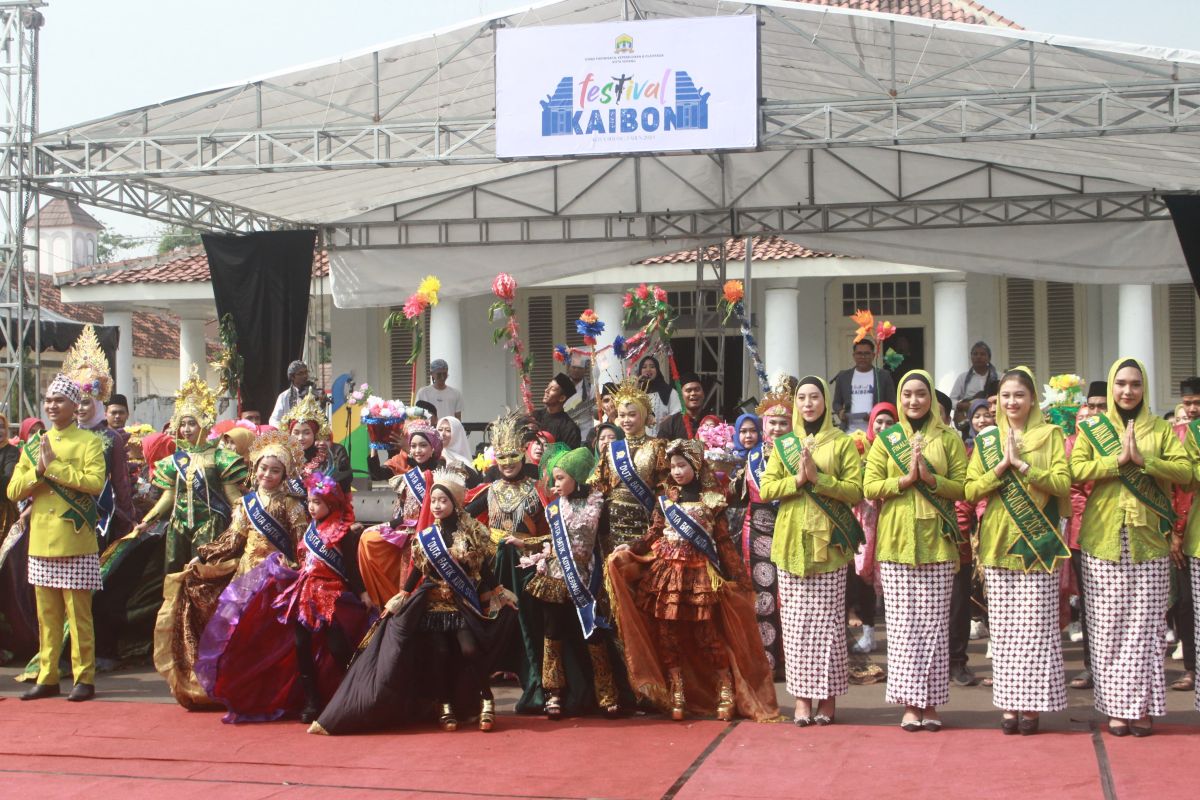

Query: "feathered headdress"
left=63, top=324, right=112, bottom=403
left=247, top=428, right=304, bottom=479
left=756, top=372, right=797, bottom=419
left=611, top=375, right=652, bottom=417
left=281, top=392, right=330, bottom=439
left=489, top=410, right=526, bottom=458
left=172, top=364, right=218, bottom=431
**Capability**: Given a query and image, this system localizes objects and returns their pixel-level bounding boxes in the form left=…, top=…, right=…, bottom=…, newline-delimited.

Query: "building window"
left=563, top=293, right=591, bottom=349
left=1167, top=283, right=1198, bottom=394
left=1002, top=279, right=1081, bottom=379
left=389, top=308, right=429, bottom=400
left=842, top=281, right=922, bottom=317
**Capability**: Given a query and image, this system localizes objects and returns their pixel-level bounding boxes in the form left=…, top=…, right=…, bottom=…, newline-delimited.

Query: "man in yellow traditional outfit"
left=8, top=374, right=106, bottom=701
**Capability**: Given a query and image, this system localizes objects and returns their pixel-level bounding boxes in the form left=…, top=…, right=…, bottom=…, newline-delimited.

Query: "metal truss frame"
left=0, top=1, right=43, bottom=420
left=323, top=149, right=1171, bottom=250
left=24, top=2, right=1200, bottom=182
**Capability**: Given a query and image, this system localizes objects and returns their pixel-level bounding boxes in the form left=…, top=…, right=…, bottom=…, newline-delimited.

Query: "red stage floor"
left=1, top=698, right=1196, bottom=799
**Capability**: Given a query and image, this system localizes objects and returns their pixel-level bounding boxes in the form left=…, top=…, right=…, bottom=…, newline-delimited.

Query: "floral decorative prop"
left=715, top=278, right=769, bottom=394
left=488, top=272, right=536, bottom=415
left=883, top=348, right=905, bottom=371
left=575, top=309, right=605, bottom=346
left=344, top=382, right=371, bottom=406
left=209, top=313, right=244, bottom=400
left=1042, top=373, right=1085, bottom=435
left=383, top=274, right=441, bottom=368
left=473, top=446, right=497, bottom=473
left=875, top=320, right=897, bottom=345
left=851, top=309, right=875, bottom=344
left=359, top=395, right=408, bottom=450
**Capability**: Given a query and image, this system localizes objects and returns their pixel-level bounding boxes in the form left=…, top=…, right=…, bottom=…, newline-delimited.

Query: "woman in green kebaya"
left=964, top=367, right=1071, bottom=736
left=1070, top=357, right=1190, bottom=738
left=864, top=369, right=967, bottom=733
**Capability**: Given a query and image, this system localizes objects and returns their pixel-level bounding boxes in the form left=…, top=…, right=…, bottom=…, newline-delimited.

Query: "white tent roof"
left=34, top=0, right=1200, bottom=305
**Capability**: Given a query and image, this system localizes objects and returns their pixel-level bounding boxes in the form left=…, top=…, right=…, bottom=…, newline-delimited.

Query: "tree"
left=95, top=228, right=142, bottom=263
left=157, top=224, right=202, bottom=255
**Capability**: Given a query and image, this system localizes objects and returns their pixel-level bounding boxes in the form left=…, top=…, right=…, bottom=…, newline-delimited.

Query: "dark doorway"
left=885, top=327, right=925, bottom=381
left=670, top=334, right=745, bottom=419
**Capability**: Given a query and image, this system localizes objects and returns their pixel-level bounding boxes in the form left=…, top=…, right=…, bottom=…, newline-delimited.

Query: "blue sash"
left=417, top=524, right=483, bottom=615
left=95, top=478, right=115, bottom=543
left=746, top=444, right=768, bottom=493
left=402, top=467, right=428, bottom=506
left=611, top=440, right=656, bottom=511
left=242, top=492, right=295, bottom=562
left=302, top=521, right=346, bottom=580
left=175, top=449, right=231, bottom=521
left=286, top=476, right=305, bottom=497
left=546, top=498, right=608, bottom=638
left=659, top=496, right=722, bottom=572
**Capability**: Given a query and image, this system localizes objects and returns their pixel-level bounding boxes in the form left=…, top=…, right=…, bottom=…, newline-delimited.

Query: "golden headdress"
left=430, top=465, right=468, bottom=506
left=489, top=410, right=526, bottom=458
left=611, top=375, right=652, bottom=417
left=172, top=363, right=218, bottom=430
left=756, top=372, right=797, bottom=419
left=281, top=393, right=330, bottom=439
left=247, top=428, right=304, bottom=479
left=63, top=324, right=112, bottom=403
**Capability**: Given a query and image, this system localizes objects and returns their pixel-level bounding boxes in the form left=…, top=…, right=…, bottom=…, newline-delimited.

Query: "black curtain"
left=204, top=230, right=316, bottom=418
left=0, top=316, right=118, bottom=380
left=1166, top=195, right=1200, bottom=297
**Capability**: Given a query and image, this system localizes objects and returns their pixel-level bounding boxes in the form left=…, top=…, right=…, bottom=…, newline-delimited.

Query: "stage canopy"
left=31, top=0, right=1200, bottom=306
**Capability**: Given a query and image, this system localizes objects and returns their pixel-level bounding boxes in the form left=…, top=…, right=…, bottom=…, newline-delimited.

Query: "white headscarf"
left=439, top=417, right=474, bottom=465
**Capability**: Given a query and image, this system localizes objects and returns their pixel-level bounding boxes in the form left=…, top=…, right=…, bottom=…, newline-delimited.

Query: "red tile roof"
left=61, top=247, right=330, bottom=287
left=29, top=198, right=103, bottom=229
left=641, top=235, right=837, bottom=265
left=37, top=273, right=198, bottom=361
left=796, top=0, right=1019, bottom=28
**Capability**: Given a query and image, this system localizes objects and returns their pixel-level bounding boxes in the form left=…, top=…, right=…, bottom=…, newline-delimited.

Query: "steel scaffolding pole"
left=0, top=2, right=43, bottom=419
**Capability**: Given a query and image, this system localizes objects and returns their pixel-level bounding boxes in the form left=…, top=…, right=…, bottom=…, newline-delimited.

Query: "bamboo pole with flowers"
left=383, top=275, right=441, bottom=405
left=488, top=272, right=537, bottom=415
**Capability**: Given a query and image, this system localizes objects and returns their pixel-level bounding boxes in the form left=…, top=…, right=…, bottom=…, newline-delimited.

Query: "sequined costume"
left=591, top=433, right=668, bottom=553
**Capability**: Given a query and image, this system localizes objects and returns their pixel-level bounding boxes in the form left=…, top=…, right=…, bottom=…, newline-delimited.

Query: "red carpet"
left=2, top=699, right=1198, bottom=799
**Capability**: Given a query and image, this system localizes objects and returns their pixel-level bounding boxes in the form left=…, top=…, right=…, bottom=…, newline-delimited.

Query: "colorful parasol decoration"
left=488, top=272, right=536, bottom=415
left=716, top=279, right=769, bottom=394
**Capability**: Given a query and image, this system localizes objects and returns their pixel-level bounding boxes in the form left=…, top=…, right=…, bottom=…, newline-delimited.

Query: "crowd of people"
left=1, top=324, right=1197, bottom=743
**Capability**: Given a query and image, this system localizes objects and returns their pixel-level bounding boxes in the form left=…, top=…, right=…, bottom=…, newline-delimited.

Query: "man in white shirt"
left=269, top=360, right=314, bottom=427
left=830, top=338, right=896, bottom=433
left=416, top=359, right=464, bottom=420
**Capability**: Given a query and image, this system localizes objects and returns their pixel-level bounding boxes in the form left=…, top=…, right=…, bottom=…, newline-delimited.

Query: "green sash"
left=1078, top=414, right=1175, bottom=535
left=24, top=433, right=97, bottom=535
left=974, top=427, right=1069, bottom=571
left=774, top=432, right=865, bottom=553
left=878, top=423, right=963, bottom=544
left=1188, top=417, right=1200, bottom=455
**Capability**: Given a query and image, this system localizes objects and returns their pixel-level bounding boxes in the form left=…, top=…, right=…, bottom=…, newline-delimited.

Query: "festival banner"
left=496, top=15, right=758, bottom=157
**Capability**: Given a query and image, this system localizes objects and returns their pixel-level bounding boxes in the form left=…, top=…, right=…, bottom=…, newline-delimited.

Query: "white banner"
left=496, top=15, right=758, bottom=158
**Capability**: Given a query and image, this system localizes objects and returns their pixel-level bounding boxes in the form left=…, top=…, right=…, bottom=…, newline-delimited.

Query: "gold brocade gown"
left=590, top=435, right=668, bottom=555
left=153, top=486, right=307, bottom=709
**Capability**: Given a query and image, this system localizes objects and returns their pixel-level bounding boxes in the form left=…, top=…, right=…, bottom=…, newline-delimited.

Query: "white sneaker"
left=985, top=641, right=992, bottom=660
left=1067, top=621, right=1083, bottom=643
left=970, top=620, right=989, bottom=640
left=851, top=625, right=875, bottom=654
left=1166, top=629, right=1178, bottom=645
left=1172, top=642, right=1184, bottom=660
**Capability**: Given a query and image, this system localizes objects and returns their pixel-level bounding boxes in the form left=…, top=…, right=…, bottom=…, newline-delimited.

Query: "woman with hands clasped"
left=864, top=370, right=967, bottom=733
left=1070, top=358, right=1190, bottom=738
left=964, top=367, right=1071, bottom=735
left=758, top=376, right=864, bottom=727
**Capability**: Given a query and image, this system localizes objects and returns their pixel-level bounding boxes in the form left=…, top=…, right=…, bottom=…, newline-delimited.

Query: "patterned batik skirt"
left=983, top=566, right=1066, bottom=712
left=27, top=553, right=102, bottom=591
left=1080, top=528, right=1168, bottom=719
left=1192, top=556, right=1200, bottom=712
left=747, top=503, right=784, bottom=674
left=879, top=560, right=954, bottom=708
left=776, top=565, right=848, bottom=700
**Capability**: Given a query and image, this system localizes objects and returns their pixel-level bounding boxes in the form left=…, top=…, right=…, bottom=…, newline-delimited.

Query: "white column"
left=429, top=297, right=463, bottom=386
left=592, top=292, right=626, bottom=382
left=178, top=317, right=207, bottom=384
left=764, top=287, right=799, bottom=379
left=104, top=310, right=135, bottom=401
left=1118, top=283, right=1155, bottom=386
left=932, top=277, right=968, bottom=394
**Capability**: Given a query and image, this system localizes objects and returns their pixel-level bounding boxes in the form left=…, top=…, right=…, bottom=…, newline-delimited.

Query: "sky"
left=33, top=0, right=1200, bottom=254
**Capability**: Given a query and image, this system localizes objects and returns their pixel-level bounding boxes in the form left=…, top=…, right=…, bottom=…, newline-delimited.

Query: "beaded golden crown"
left=248, top=428, right=305, bottom=479
left=431, top=465, right=468, bottom=506
left=281, top=393, right=330, bottom=439
left=611, top=376, right=652, bottom=416
left=172, top=364, right=218, bottom=430
left=756, top=373, right=797, bottom=419
left=489, top=410, right=525, bottom=457
left=63, top=324, right=113, bottom=403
